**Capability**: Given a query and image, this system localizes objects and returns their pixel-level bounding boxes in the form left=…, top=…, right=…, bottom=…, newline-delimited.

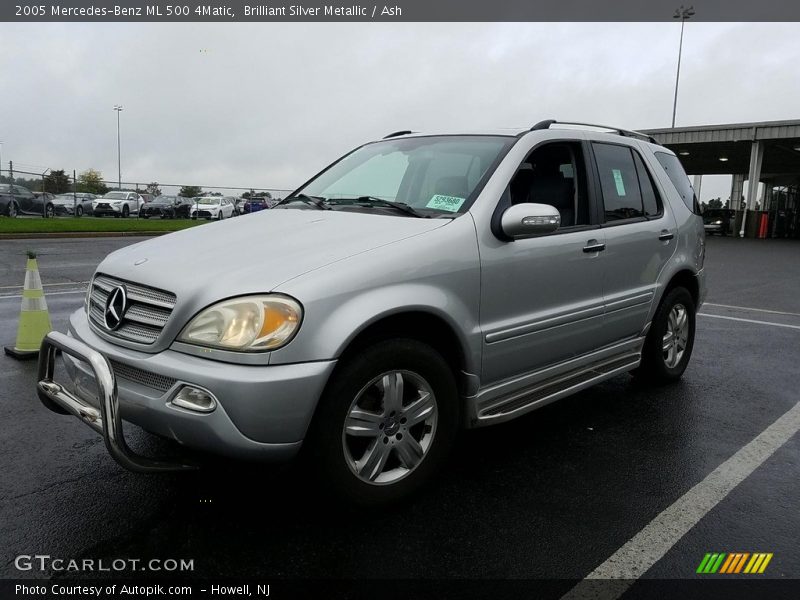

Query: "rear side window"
left=632, top=152, right=662, bottom=217
left=592, top=143, right=644, bottom=221
left=654, top=151, right=700, bottom=214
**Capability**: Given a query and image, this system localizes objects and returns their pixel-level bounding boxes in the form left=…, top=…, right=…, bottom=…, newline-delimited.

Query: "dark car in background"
left=140, top=195, right=193, bottom=219
left=52, top=193, right=96, bottom=217
left=703, top=208, right=735, bottom=235
left=242, top=196, right=272, bottom=214
left=139, top=193, right=155, bottom=204
left=0, top=184, right=55, bottom=217
left=0, top=189, right=17, bottom=217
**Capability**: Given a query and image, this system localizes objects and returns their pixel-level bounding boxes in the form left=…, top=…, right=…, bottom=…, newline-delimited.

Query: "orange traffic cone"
left=4, top=251, right=52, bottom=360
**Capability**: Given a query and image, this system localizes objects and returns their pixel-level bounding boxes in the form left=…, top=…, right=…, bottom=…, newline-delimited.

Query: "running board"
left=473, top=340, right=643, bottom=426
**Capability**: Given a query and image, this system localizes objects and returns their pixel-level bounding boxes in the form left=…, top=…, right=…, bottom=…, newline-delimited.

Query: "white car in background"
left=190, top=196, right=235, bottom=220
left=92, top=191, right=144, bottom=218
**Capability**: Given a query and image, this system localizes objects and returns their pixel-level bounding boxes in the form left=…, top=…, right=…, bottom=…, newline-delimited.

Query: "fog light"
left=171, top=386, right=217, bottom=413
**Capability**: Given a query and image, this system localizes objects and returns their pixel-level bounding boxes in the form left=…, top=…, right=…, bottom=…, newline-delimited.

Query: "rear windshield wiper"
left=275, top=194, right=331, bottom=210
left=336, top=196, right=430, bottom=218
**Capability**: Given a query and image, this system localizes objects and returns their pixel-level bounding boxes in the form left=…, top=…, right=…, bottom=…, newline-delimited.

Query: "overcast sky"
left=2, top=22, right=799, bottom=199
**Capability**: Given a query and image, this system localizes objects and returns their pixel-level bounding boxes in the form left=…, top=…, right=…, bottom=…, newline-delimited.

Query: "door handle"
left=583, top=240, right=606, bottom=253
left=659, top=230, right=674, bottom=241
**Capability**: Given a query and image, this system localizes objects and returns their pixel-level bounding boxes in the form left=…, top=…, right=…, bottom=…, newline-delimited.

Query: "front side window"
left=297, top=135, right=513, bottom=216
left=592, top=143, right=644, bottom=222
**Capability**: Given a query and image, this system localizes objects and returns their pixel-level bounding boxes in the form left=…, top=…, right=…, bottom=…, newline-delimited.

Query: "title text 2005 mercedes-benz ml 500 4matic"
left=37, top=120, right=706, bottom=504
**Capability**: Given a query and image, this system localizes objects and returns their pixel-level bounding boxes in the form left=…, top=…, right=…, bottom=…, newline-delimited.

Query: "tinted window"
left=654, top=151, right=700, bottom=214
left=592, top=143, right=644, bottom=221
left=632, top=152, right=661, bottom=217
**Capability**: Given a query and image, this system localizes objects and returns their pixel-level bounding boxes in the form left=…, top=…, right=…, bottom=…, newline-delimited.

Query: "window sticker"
left=426, top=194, right=466, bottom=212
left=612, top=169, right=626, bottom=196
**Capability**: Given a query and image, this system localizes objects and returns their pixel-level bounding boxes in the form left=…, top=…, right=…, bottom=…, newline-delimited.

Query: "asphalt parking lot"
left=1, top=235, right=798, bottom=596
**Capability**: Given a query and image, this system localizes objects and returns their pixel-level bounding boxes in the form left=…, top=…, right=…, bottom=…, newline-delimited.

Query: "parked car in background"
left=703, top=208, right=735, bottom=235
left=190, top=196, right=235, bottom=220
left=92, top=191, right=144, bottom=218
left=242, top=197, right=269, bottom=214
left=140, top=195, right=193, bottom=219
left=0, top=184, right=55, bottom=217
left=139, top=193, right=155, bottom=204
left=52, top=193, right=96, bottom=217
left=0, top=189, right=17, bottom=217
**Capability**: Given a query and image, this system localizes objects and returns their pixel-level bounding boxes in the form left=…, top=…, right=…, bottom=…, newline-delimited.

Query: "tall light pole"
left=671, top=5, right=695, bottom=128
left=0, top=141, right=4, bottom=182
left=113, top=105, right=123, bottom=190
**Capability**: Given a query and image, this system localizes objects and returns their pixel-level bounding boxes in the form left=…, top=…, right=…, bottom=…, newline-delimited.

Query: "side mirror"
left=500, top=203, right=561, bottom=239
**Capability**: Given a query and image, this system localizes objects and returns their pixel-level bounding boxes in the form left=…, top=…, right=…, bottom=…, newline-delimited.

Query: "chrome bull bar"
left=37, top=330, right=197, bottom=473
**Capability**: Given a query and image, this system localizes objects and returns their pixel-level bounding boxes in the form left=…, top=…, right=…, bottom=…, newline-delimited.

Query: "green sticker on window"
left=426, top=194, right=465, bottom=212
left=612, top=169, right=626, bottom=196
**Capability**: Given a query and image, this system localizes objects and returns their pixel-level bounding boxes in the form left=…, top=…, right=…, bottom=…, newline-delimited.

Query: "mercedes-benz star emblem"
left=104, top=286, right=127, bottom=331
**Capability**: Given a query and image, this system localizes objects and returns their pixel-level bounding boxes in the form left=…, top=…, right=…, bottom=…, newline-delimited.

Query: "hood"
left=98, top=208, right=449, bottom=307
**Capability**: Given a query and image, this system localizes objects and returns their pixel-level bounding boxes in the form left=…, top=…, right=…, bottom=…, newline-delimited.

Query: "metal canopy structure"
left=642, top=119, right=800, bottom=176
left=641, top=119, right=800, bottom=237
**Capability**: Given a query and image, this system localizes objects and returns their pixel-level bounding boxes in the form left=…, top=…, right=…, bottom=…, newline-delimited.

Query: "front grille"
left=89, top=274, right=177, bottom=345
left=197, top=210, right=212, bottom=218
left=109, top=359, right=177, bottom=393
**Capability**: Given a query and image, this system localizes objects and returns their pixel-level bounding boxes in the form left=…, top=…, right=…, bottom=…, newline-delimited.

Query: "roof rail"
left=383, top=130, right=413, bottom=139
left=530, top=119, right=658, bottom=144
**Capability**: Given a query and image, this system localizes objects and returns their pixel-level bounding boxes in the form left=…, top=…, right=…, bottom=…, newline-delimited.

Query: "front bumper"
left=93, top=204, right=123, bottom=216
left=36, top=310, right=337, bottom=471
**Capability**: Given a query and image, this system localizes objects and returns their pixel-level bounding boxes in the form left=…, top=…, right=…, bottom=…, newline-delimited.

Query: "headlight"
left=714, top=220, right=722, bottom=225
left=177, top=295, right=302, bottom=351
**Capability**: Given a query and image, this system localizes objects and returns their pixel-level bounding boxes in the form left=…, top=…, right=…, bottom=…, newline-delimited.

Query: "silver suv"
left=37, top=120, right=706, bottom=504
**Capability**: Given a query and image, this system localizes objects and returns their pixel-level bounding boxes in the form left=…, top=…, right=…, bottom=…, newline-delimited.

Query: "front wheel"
left=305, top=339, right=459, bottom=506
left=634, top=286, right=696, bottom=384
left=7, top=202, right=18, bottom=218
left=122, top=205, right=129, bottom=218
left=44, top=203, right=54, bottom=218
left=76, top=205, right=83, bottom=217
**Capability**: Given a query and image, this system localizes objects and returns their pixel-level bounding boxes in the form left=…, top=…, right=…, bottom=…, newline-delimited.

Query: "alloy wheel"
left=342, top=370, right=438, bottom=485
left=662, top=303, right=689, bottom=368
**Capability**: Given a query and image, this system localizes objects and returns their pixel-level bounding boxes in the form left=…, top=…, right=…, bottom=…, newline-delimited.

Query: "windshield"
left=0, top=184, right=12, bottom=193
left=103, top=192, right=128, bottom=200
left=297, top=135, right=513, bottom=215
left=53, top=194, right=77, bottom=204
left=153, top=196, right=174, bottom=204
left=196, top=197, right=219, bottom=205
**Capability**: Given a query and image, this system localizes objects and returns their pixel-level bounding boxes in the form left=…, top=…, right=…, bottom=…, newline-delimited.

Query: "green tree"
left=179, top=185, right=202, bottom=198
left=77, top=169, right=109, bottom=195
left=43, top=169, right=72, bottom=194
left=144, top=182, right=162, bottom=196
left=707, top=197, right=723, bottom=209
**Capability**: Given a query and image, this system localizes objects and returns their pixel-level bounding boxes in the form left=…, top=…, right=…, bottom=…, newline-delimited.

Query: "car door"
left=589, top=140, right=677, bottom=346
left=13, top=186, right=36, bottom=214
left=478, top=140, right=607, bottom=385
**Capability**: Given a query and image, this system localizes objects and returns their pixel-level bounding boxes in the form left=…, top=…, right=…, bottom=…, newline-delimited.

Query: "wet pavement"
left=0, top=235, right=798, bottom=590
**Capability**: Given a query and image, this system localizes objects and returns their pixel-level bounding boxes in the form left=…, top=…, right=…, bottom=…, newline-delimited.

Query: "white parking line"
left=0, top=289, right=85, bottom=300
left=704, top=302, right=800, bottom=318
left=698, top=313, right=800, bottom=331
left=561, top=401, right=800, bottom=600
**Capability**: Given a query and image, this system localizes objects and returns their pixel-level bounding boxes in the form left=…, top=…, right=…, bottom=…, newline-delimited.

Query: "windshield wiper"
left=336, top=196, right=429, bottom=218
left=275, top=194, right=331, bottom=210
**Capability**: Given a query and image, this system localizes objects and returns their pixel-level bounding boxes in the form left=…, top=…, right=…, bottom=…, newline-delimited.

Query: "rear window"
left=654, top=152, right=700, bottom=214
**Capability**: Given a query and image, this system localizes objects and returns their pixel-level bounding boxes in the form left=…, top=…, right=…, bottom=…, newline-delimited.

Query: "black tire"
left=76, top=205, right=83, bottom=217
left=305, top=339, right=459, bottom=506
left=634, top=286, right=696, bottom=384
left=122, top=205, right=129, bottom=218
left=217, top=211, right=223, bottom=220
left=7, top=202, right=18, bottom=218
left=44, top=203, right=54, bottom=218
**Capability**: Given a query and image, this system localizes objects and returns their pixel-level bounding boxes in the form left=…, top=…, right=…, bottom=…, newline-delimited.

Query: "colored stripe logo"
left=697, top=552, right=773, bottom=574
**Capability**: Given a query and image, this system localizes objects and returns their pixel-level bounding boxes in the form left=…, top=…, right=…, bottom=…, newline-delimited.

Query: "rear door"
left=589, top=141, right=677, bottom=346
